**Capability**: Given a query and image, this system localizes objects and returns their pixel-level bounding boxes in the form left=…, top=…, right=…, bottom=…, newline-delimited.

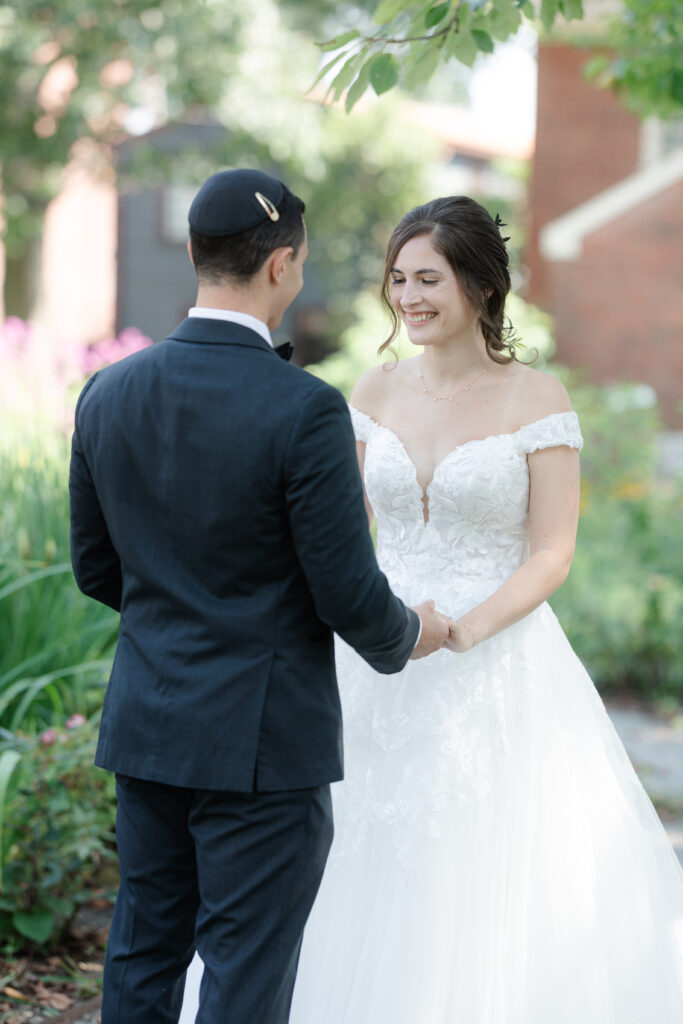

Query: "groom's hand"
left=409, top=600, right=450, bottom=659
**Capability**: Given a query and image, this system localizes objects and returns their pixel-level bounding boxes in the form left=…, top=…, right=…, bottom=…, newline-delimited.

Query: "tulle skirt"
left=289, top=603, right=683, bottom=1024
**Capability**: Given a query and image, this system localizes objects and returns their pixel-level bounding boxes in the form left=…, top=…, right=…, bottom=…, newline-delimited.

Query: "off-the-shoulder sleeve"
left=348, top=404, right=376, bottom=444
left=519, top=411, right=583, bottom=455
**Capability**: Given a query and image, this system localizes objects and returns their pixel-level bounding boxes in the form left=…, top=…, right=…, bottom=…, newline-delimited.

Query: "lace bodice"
left=349, top=405, right=583, bottom=615
left=327, top=404, right=584, bottom=874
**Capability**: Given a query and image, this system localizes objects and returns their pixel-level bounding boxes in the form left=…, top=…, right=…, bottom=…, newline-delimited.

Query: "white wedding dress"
left=181, top=407, right=683, bottom=1024
left=287, top=407, right=683, bottom=1024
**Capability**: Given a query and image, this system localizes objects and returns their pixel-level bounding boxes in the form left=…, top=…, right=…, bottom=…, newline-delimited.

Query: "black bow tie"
left=274, top=341, right=294, bottom=362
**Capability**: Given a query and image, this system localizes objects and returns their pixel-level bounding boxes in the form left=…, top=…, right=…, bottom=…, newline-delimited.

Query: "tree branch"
left=357, top=0, right=465, bottom=46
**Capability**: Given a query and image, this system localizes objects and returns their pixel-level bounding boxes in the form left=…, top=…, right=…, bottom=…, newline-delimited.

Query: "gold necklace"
left=418, top=359, right=487, bottom=403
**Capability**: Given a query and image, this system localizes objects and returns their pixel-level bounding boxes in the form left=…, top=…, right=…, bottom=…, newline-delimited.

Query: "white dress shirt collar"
left=188, top=307, right=273, bottom=348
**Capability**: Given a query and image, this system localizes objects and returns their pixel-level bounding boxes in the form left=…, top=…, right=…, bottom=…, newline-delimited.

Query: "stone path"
left=607, top=702, right=683, bottom=865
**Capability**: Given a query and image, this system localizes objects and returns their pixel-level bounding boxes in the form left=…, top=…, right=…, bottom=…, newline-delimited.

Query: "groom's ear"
left=267, top=246, right=294, bottom=285
left=186, top=240, right=195, bottom=266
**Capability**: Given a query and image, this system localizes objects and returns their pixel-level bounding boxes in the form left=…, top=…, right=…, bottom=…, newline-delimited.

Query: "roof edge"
left=539, top=147, right=683, bottom=261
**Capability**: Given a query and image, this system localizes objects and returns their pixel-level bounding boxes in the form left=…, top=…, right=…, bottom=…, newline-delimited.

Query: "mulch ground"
left=0, top=901, right=111, bottom=1024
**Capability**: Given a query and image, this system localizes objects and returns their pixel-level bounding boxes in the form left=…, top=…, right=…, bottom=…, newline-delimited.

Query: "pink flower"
left=40, top=729, right=58, bottom=746
left=80, top=327, right=153, bottom=375
left=66, top=714, right=87, bottom=729
left=1, top=316, right=32, bottom=353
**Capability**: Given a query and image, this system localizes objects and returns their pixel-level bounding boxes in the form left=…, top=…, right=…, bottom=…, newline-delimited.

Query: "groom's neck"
left=194, top=277, right=269, bottom=323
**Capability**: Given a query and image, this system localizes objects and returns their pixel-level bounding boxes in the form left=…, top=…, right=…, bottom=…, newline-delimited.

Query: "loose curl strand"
left=378, top=196, right=522, bottom=364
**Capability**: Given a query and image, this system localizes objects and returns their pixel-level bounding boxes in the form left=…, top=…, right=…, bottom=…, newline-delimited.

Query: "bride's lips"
left=403, top=311, right=438, bottom=326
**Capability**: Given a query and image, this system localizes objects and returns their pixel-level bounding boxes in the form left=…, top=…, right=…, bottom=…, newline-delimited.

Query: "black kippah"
left=188, top=168, right=286, bottom=237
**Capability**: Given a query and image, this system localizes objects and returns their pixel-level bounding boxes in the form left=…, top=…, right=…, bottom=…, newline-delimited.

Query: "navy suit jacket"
left=69, top=317, right=419, bottom=791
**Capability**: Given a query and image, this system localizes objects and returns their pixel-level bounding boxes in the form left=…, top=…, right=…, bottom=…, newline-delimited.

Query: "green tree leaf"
left=330, top=52, right=365, bottom=101
left=319, top=29, right=361, bottom=51
left=540, top=0, right=559, bottom=31
left=425, top=2, right=450, bottom=28
left=564, top=0, right=584, bottom=18
left=12, top=909, right=55, bottom=945
left=375, top=0, right=415, bottom=21
left=448, top=29, right=479, bottom=67
left=310, top=49, right=353, bottom=90
left=471, top=28, right=495, bottom=52
left=345, top=59, right=374, bottom=111
left=403, top=42, right=442, bottom=89
left=489, top=0, right=522, bottom=40
left=369, top=53, right=400, bottom=94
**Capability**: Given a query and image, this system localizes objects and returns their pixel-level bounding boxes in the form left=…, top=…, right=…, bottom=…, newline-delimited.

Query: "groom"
left=69, top=168, right=449, bottom=1023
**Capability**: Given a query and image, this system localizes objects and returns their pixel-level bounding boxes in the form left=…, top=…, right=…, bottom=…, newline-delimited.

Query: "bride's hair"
left=379, top=196, right=519, bottom=363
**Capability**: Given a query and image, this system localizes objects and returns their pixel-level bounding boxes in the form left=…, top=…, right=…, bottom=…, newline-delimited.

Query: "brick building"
left=526, top=43, right=683, bottom=428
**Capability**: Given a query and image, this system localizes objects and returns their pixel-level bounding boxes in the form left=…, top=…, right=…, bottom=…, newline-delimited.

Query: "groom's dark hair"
left=189, top=186, right=306, bottom=284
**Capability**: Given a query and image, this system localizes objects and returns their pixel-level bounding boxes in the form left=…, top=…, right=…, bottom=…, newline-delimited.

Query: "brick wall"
left=546, top=181, right=683, bottom=428
left=527, top=43, right=641, bottom=306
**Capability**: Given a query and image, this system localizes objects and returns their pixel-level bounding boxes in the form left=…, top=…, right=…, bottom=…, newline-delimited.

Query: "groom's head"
left=187, top=169, right=307, bottom=327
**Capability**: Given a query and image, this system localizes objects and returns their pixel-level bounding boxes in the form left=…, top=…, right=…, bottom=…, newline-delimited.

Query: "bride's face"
left=389, top=233, right=478, bottom=348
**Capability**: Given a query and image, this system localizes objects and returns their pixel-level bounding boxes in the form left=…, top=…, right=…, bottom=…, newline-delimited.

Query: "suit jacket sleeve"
left=284, top=383, right=419, bottom=674
left=69, top=375, right=123, bottom=612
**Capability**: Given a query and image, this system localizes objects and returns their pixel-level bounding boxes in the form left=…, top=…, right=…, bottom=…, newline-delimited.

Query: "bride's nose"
left=401, top=282, right=423, bottom=308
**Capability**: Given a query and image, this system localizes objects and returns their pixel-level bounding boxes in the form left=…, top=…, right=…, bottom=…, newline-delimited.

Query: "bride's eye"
left=421, top=279, right=438, bottom=286
left=390, top=277, right=404, bottom=286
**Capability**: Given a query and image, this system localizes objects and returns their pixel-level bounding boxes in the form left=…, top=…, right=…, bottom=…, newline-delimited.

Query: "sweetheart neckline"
left=349, top=407, right=577, bottom=526
left=350, top=406, right=572, bottom=481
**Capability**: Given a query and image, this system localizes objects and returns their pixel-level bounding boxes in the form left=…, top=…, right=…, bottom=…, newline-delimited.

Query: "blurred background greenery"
left=0, top=0, right=681, bottom=956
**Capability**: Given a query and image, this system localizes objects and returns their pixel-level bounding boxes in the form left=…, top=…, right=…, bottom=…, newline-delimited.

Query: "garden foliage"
left=0, top=319, right=150, bottom=734
left=0, top=714, right=116, bottom=947
left=551, top=374, right=682, bottom=698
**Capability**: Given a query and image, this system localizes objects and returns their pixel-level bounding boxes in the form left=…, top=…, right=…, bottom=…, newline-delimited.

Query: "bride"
left=286, top=196, right=683, bottom=1023
left=181, top=196, right=683, bottom=1023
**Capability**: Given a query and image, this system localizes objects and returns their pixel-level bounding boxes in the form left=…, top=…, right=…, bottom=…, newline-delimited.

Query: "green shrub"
left=0, top=437, right=118, bottom=732
left=0, top=317, right=126, bottom=731
left=550, top=375, right=682, bottom=697
left=0, top=713, right=116, bottom=948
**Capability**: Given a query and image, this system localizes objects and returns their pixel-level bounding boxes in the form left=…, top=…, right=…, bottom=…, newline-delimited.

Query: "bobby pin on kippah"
left=255, top=191, right=280, bottom=222
left=494, top=213, right=510, bottom=243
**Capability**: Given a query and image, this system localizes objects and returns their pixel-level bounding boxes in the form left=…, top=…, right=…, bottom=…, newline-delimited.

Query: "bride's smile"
left=389, top=233, right=480, bottom=350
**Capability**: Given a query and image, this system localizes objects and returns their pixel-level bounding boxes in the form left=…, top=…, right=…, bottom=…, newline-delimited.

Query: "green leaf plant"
left=313, top=0, right=584, bottom=110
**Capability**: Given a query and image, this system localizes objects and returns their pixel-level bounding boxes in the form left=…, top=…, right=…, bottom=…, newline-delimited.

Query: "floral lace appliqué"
left=330, top=407, right=584, bottom=874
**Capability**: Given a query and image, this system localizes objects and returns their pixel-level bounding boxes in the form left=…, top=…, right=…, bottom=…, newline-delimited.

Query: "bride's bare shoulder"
left=508, top=363, right=574, bottom=422
left=349, top=358, right=417, bottom=417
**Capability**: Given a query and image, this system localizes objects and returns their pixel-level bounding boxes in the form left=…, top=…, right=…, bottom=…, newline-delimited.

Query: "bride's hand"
left=444, top=619, right=476, bottom=653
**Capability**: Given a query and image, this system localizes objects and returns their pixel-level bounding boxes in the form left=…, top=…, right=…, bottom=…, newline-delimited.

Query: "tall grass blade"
left=0, top=749, right=21, bottom=890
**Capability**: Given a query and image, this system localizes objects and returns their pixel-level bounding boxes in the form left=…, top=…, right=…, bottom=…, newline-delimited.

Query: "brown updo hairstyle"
left=379, top=196, right=519, bottom=363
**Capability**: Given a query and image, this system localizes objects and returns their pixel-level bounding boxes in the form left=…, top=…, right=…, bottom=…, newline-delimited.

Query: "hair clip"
left=494, top=213, right=510, bottom=242
left=255, top=191, right=280, bottom=222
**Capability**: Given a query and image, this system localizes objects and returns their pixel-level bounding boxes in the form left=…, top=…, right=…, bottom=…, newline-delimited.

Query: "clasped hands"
left=410, top=599, right=474, bottom=659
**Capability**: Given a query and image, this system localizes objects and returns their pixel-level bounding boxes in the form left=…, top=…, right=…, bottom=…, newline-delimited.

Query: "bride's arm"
left=448, top=442, right=581, bottom=651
